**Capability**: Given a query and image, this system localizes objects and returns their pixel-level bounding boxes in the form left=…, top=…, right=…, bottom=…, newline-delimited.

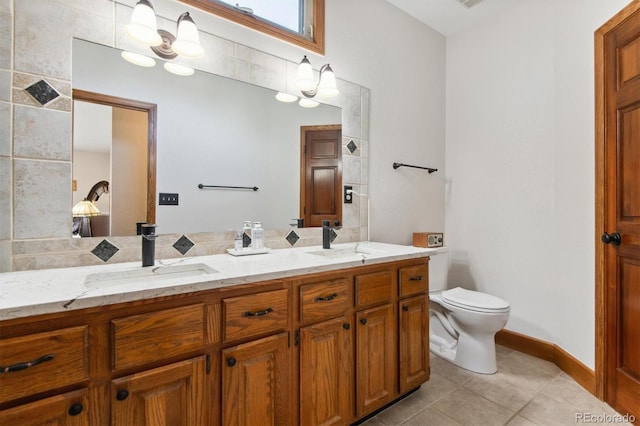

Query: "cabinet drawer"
left=224, top=289, right=288, bottom=342
left=300, top=278, right=349, bottom=323
left=355, top=271, right=393, bottom=308
left=0, top=326, right=88, bottom=404
left=399, top=264, right=428, bottom=297
left=112, top=304, right=204, bottom=371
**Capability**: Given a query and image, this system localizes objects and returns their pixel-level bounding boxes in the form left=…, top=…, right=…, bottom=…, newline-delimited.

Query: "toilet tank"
left=429, top=247, right=449, bottom=292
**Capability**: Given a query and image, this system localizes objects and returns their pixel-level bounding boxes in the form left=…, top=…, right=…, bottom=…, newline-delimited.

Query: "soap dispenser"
left=251, top=222, right=264, bottom=249
left=242, top=221, right=252, bottom=248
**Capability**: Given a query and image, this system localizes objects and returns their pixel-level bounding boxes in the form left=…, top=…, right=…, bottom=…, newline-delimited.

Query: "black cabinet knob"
left=68, top=403, right=84, bottom=416
left=360, top=318, right=367, bottom=325
left=601, top=232, right=621, bottom=245
left=343, top=323, right=350, bottom=330
left=227, top=357, right=237, bottom=367
left=402, top=305, right=409, bottom=312
left=116, top=389, right=129, bottom=401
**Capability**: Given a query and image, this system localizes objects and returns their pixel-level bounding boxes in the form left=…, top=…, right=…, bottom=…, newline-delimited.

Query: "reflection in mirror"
left=72, top=39, right=342, bottom=234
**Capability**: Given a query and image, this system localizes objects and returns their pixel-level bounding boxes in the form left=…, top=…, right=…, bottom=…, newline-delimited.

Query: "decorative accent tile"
left=242, top=232, right=251, bottom=248
left=173, top=235, right=195, bottom=255
left=330, top=229, right=338, bottom=243
left=347, top=140, right=357, bottom=154
left=25, top=80, right=59, bottom=105
left=286, top=230, right=300, bottom=246
left=91, top=240, right=119, bottom=262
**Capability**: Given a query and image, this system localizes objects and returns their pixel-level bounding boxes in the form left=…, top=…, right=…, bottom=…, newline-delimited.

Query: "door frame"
left=299, top=124, right=343, bottom=226
left=72, top=89, right=158, bottom=227
left=594, top=0, right=640, bottom=400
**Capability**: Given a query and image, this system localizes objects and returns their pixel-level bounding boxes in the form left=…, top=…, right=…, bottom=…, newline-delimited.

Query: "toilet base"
left=430, top=331, right=498, bottom=374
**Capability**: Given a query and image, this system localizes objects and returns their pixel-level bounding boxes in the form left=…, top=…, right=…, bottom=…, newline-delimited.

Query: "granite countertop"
left=0, top=242, right=435, bottom=321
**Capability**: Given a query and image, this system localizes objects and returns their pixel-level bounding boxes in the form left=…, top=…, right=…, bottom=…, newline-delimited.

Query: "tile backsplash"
left=1, top=0, right=370, bottom=272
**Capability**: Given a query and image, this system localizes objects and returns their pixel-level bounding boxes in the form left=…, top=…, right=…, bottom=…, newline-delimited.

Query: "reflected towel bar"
left=392, top=163, right=438, bottom=174
left=198, top=184, right=259, bottom=191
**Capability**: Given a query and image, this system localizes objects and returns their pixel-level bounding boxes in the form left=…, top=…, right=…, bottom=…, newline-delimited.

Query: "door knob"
left=601, top=232, right=621, bottom=245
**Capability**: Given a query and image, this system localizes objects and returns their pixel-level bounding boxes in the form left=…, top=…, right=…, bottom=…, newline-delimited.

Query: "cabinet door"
left=111, top=356, right=208, bottom=426
left=300, top=317, right=353, bottom=426
left=399, top=295, right=429, bottom=393
left=222, top=332, right=290, bottom=426
left=355, top=304, right=395, bottom=417
left=0, top=389, right=89, bottom=426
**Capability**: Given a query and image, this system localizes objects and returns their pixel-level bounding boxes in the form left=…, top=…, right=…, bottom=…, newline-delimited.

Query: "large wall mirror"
left=72, top=39, right=342, bottom=236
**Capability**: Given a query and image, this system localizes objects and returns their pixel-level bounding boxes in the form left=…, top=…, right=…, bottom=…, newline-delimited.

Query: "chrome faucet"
left=141, top=224, right=157, bottom=267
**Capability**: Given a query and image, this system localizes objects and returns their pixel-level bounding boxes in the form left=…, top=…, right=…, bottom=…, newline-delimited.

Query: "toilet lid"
left=442, top=287, right=510, bottom=312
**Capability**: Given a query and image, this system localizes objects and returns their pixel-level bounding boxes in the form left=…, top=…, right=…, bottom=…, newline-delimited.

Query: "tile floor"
left=363, top=346, right=633, bottom=426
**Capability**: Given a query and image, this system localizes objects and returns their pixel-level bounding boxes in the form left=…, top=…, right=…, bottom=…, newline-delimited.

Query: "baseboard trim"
left=496, top=329, right=596, bottom=395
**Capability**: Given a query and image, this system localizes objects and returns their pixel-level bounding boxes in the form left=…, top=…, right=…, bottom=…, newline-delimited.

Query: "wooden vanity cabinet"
left=0, top=256, right=430, bottom=425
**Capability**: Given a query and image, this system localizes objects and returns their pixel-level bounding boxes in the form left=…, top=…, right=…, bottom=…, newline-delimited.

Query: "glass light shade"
left=317, top=66, right=339, bottom=98
left=121, top=50, right=156, bottom=67
left=299, top=98, right=319, bottom=108
left=164, top=62, right=195, bottom=76
left=125, top=0, right=162, bottom=46
left=72, top=200, right=101, bottom=217
left=172, top=13, right=204, bottom=58
left=275, top=92, right=298, bottom=102
left=296, top=56, right=316, bottom=92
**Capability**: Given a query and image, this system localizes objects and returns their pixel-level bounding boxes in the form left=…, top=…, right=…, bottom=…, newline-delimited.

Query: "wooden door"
left=221, top=333, right=290, bottom=426
left=399, top=295, right=429, bottom=393
left=595, top=1, right=640, bottom=420
left=299, top=317, right=353, bottom=426
left=355, top=304, right=395, bottom=417
left=300, top=125, right=342, bottom=227
left=0, top=389, right=89, bottom=426
left=111, top=356, right=208, bottom=426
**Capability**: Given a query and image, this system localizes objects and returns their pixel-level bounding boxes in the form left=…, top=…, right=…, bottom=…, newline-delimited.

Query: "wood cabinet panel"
left=111, top=356, right=208, bottom=426
left=356, top=304, right=395, bottom=417
left=300, top=317, right=353, bottom=426
left=355, top=271, right=393, bottom=308
left=224, top=289, right=288, bottom=342
left=0, top=326, right=88, bottom=404
left=111, top=304, right=204, bottom=371
left=300, top=278, right=349, bottom=324
left=399, top=264, right=428, bottom=297
left=0, top=388, right=89, bottom=426
left=399, top=295, right=429, bottom=393
left=222, top=332, right=290, bottom=426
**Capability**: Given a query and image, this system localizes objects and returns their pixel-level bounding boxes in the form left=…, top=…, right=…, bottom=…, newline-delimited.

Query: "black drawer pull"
left=242, top=307, right=274, bottom=317
left=116, top=389, right=129, bottom=401
left=409, top=275, right=424, bottom=281
left=0, top=354, right=55, bottom=373
left=227, top=357, right=237, bottom=367
left=402, top=305, right=409, bottom=312
left=360, top=318, right=367, bottom=325
left=68, top=403, right=84, bottom=416
left=314, top=293, right=338, bottom=302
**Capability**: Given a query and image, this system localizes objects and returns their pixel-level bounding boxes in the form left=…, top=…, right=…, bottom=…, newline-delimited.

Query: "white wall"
left=445, top=0, right=628, bottom=369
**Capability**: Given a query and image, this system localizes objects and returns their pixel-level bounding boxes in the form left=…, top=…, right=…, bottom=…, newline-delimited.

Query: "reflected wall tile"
left=15, top=0, right=113, bottom=80
left=0, top=240, right=9, bottom=272
left=13, top=106, right=71, bottom=161
left=250, top=49, right=286, bottom=93
left=0, top=12, right=10, bottom=70
left=0, top=0, right=10, bottom=14
left=197, top=32, right=235, bottom=79
left=14, top=159, right=71, bottom=239
left=235, top=58, right=250, bottom=83
left=235, top=44, right=250, bottom=62
left=339, top=80, right=361, bottom=139
left=0, top=102, right=9, bottom=156
left=0, top=70, right=10, bottom=101
left=0, top=156, right=10, bottom=240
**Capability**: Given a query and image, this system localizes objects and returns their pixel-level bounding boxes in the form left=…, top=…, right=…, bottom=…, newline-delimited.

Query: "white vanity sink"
left=84, top=263, right=218, bottom=288
left=306, top=245, right=385, bottom=259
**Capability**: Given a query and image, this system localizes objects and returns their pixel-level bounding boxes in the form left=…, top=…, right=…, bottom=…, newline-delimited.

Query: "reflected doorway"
left=72, top=90, right=157, bottom=236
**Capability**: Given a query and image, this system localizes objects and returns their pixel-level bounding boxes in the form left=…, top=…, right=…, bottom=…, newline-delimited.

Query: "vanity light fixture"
left=125, top=0, right=205, bottom=60
left=296, top=55, right=339, bottom=98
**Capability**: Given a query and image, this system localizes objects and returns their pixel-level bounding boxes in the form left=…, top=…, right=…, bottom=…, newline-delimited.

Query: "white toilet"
left=429, top=247, right=510, bottom=374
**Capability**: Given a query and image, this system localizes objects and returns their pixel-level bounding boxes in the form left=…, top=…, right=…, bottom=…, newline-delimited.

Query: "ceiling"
left=386, top=0, right=525, bottom=36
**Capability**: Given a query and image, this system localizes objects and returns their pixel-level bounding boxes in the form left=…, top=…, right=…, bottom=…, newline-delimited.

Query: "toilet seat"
left=441, top=287, right=510, bottom=313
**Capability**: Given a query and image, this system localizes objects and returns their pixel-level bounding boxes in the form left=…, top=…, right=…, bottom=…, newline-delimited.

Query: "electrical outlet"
left=159, top=193, right=179, bottom=205
left=344, top=186, right=353, bottom=204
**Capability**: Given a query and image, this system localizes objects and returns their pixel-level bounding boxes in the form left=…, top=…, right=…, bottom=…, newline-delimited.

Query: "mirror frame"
left=72, top=89, right=158, bottom=226
left=180, top=0, right=325, bottom=54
